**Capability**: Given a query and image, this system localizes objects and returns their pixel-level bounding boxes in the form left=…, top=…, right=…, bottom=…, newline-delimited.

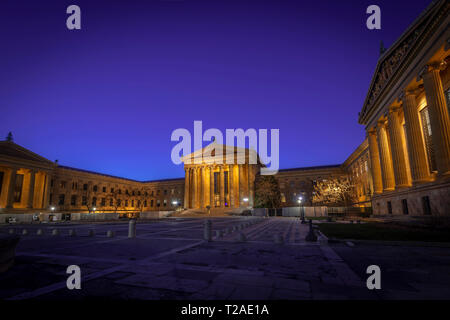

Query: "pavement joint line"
left=318, top=244, right=364, bottom=288
left=8, top=239, right=205, bottom=300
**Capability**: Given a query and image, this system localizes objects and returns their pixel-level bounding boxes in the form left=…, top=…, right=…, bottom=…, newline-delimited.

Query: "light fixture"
left=243, top=198, right=249, bottom=202
left=93, top=207, right=96, bottom=211
left=50, top=206, right=55, bottom=211
left=172, top=201, right=178, bottom=205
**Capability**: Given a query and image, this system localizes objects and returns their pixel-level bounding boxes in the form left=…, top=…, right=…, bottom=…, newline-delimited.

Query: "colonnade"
left=367, top=62, right=450, bottom=194
left=184, top=164, right=256, bottom=209
left=0, top=166, right=51, bottom=209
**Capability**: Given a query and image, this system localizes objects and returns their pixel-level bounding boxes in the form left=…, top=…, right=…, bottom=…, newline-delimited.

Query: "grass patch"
left=318, top=222, right=450, bottom=242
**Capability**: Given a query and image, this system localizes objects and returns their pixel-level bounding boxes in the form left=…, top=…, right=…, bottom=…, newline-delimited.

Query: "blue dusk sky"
left=0, top=0, right=432, bottom=180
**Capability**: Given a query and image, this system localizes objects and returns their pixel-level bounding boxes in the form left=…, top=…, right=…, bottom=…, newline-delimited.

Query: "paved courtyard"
left=1, top=217, right=449, bottom=300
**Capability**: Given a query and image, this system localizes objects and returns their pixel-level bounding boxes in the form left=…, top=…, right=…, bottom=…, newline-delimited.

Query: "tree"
left=312, top=178, right=356, bottom=207
left=254, top=175, right=281, bottom=209
left=109, top=188, right=122, bottom=214
left=135, top=188, right=148, bottom=217
left=82, top=188, right=94, bottom=213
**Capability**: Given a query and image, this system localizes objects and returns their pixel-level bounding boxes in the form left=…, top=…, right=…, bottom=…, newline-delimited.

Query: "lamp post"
left=298, top=196, right=306, bottom=224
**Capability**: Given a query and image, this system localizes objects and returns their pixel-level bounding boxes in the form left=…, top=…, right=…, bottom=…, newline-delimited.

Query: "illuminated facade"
left=2, top=1, right=448, bottom=217
left=359, top=0, right=450, bottom=215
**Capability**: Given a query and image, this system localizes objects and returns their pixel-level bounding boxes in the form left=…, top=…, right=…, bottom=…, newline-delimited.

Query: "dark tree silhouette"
left=254, top=175, right=281, bottom=209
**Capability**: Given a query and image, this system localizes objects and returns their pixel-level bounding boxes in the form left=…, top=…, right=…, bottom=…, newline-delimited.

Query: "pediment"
left=0, top=141, right=56, bottom=167
left=359, top=0, right=449, bottom=124
left=181, top=142, right=261, bottom=165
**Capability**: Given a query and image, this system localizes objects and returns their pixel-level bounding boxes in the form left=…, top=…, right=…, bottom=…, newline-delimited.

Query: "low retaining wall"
left=0, top=212, right=120, bottom=224
left=283, top=207, right=328, bottom=217
left=140, top=211, right=174, bottom=219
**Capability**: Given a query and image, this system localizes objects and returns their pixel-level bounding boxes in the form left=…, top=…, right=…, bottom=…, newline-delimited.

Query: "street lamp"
left=298, top=196, right=306, bottom=224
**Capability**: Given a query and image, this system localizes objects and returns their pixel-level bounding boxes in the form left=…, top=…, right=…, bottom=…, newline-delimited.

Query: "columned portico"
left=181, top=143, right=260, bottom=210
left=358, top=0, right=450, bottom=216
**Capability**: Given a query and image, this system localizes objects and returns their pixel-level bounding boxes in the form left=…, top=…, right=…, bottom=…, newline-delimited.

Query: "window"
left=387, top=201, right=392, bottom=214
left=164, top=190, right=167, bottom=195
left=157, top=200, right=160, bottom=207
left=102, top=187, right=106, bottom=193
left=117, top=199, right=121, bottom=207
left=422, top=196, right=431, bottom=215
left=110, top=198, right=113, bottom=206
left=111, top=188, right=114, bottom=193
left=71, top=195, right=77, bottom=206
left=144, top=200, right=147, bottom=207
left=125, top=200, right=128, bottom=207
left=93, top=185, right=98, bottom=192
left=157, top=190, right=160, bottom=195
left=163, top=199, right=167, bottom=206
left=83, top=184, right=88, bottom=191
left=92, top=197, right=97, bottom=206
left=131, top=200, right=134, bottom=207
left=72, top=182, right=78, bottom=190
left=82, top=196, right=87, bottom=206
left=137, top=200, right=141, bottom=208
left=151, top=199, right=154, bottom=207
left=101, top=198, right=106, bottom=206
left=420, top=107, right=437, bottom=172
left=58, top=194, right=65, bottom=205
left=118, top=189, right=121, bottom=194
left=402, top=199, right=409, bottom=215
left=60, top=181, right=66, bottom=189
left=14, top=174, right=24, bottom=203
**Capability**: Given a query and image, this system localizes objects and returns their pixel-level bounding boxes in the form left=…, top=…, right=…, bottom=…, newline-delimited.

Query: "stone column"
left=209, top=166, right=214, bottom=207
left=199, top=167, right=204, bottom=208
left=387, top=107, right=411, bottom=188
left=238, top=165, right=244, bottom=207
left=377, top=119, right=395, bottom=191
left=247, top=164, right=254, bottom=206
left=184, top=168, right=190, bottom=208
left=367, top=129, right=383, bottom=194
left=6, top=167, right=18, bottom=209
left=192, top=168, right=197, bottom=208
left=27, top=169, right=36, bottom=208
left=219, top=166, right=225, bottom=208
left=229, top=164, right=234, bottom=207
left=204, top=166, right=210, bottom=207
left=422, top=63, right=450, bottom=177
left=402, top=90, right=431, bottom=184
left=43, top=172, right=51, bottom=208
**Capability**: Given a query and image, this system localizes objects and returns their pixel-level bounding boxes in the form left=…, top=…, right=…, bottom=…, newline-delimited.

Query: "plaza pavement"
left=0, top=217, right=449, bottom=300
